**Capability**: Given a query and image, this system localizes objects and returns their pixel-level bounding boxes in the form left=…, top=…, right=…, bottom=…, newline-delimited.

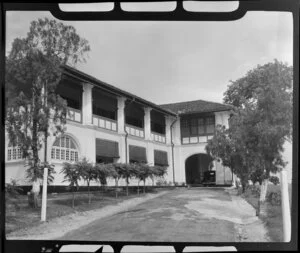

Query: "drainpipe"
left=123, top=98, right=135, bottom=164
left=170, top=116, right=178, bottom=185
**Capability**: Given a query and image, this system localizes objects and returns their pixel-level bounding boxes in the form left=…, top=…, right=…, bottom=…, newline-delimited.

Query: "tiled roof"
left=159, top=99, right=232, bottom=115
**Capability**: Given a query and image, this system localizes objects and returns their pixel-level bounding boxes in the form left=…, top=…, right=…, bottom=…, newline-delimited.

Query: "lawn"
left=241, top=183, right=292, bottom=242
left=5, top=187, right=167, bottom=234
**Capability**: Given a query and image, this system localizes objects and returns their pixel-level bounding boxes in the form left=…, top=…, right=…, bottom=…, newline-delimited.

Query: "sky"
left=6, top=5, right=293, bottom=106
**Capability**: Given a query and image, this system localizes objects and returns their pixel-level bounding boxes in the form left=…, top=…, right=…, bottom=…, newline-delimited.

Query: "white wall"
left=5, top=109, right=242, bottom=187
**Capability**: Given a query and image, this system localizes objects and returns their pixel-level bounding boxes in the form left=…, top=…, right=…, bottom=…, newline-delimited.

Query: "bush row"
left=59, top=158, right=168, bottom=207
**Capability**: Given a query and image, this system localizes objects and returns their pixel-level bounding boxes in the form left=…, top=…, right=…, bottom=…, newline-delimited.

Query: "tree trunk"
left=260, top=178, right=269, bottom=202
left=88, top=181, right=91, bottom=205
left=143, top=180, right=146, bottom=194
left=242, top=182, right=246, bottom=193
left=115, top=178, right=118, bottom=198
left=72, top=191, right=75, bottom=208
left=30, top=179, right=40, bottom=208
left=257, top=178, right=269, bottom=216
left=126, top=177, right=129, bottom=196
left=137, top=181, right=140, bottom=195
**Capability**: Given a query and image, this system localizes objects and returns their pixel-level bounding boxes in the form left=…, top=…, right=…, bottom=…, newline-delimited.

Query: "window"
left=206, top=117, right=215, bottom=134
left=7, top=140, right=23, bottom=161
left=181, top=119, right=189, bottom=137
left=190, top=118, right=198, bottom=136
left=198, top=118, right=205, bottom=135
left=51, top=135, right=79, bottom=162
left=180, top=115, right=215, bottom=143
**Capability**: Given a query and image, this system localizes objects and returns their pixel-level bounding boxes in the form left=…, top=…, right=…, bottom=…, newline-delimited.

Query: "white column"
left=280, top=170, right=291, bottom=242
left=222, top=112, right=230, bottom=129
left=41, top=167, right=48, bottom=221
left=82, top=83, right=94, bottom=125
left=144, top=107, right=152, bottom=140
left=214, top=112, right=223, bottom=127
left=119, top=137, right=127, bottom=163
left=165, top=116, right=172, bottom=145
left=117, top=97, right=126, bottom=134
left=147, top=142, right=154, bottom=166
left=172, top=118, right=181, bottom=145
left=117, top=97, right=127, bottom=163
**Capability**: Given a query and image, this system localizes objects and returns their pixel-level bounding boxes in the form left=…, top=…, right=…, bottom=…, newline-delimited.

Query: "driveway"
left=59, top=187, right=269, bottom=242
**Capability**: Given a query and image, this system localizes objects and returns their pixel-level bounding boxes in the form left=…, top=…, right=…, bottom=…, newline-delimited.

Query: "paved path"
left=59, top=187, right=268, bottom=242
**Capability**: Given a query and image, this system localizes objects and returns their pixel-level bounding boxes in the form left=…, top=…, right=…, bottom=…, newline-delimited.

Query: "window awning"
left=129, top=145, right=147, bottom=163
left=96, top=138, right=119, bottom=158
left=154, top=150, right=168, bottom=166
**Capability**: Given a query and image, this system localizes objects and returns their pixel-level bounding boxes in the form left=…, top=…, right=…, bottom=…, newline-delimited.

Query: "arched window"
left=51, top=135, right=79, bottom=162
left=7, top=141, right=22, bottom=161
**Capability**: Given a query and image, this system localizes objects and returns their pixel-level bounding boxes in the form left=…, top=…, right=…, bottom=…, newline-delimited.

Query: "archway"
left=185, top=153, right=213, bottom=185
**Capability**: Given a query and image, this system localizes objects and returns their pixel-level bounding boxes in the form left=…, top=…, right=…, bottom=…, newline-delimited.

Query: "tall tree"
left=207, top=60, right=293, bottom=209
left=5, top=18, right=90, bottom=195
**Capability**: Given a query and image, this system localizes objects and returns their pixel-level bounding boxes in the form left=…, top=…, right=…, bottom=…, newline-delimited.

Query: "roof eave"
left=60, top=65, right=177, bottom=117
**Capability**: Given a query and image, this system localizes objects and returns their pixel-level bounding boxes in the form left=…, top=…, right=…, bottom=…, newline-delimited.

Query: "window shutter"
left=154, top=150, right=168, bottom=166
left=96, top=138, right=119, bottom=158
left=129, top=145, right=147, bottom=163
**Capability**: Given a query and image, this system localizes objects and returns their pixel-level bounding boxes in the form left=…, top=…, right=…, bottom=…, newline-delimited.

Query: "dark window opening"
left=151, top=110, right=166, bottom=135
left=93, top=107, right=116, bottom=120
left=125, top=102, right=144, bottom=128
left=125, top=116, right=144, bottom=128
left=151, top=122, right=165, bottom=135
left=93, top=88, right=117, bottom=120
left=56, top=77, right=82, bottom=110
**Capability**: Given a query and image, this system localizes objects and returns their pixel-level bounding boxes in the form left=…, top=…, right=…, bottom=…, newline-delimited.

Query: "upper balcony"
left=180, top=114, right=215, bottom=144
left=92, top=87, right=118, bottom=132
left=151, top=110, right=166, bottom=143
left=56, top=76, right=83, bottom=123
left=56, top=67, right=176, bottom=144
left=125, top=101, right=145, bottom=138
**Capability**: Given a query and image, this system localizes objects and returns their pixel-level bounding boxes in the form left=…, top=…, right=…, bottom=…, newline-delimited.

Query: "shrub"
left=156, top=178, right=167, bottom=186
left=269, top=176, right=280, bottom=185
left=267, top=191, right=281, bottom=205
left=74, top=158, right=95, bottom=204
left=61, top=162, right=81, bottom=208
left=5, top=179, right=23, bottom=198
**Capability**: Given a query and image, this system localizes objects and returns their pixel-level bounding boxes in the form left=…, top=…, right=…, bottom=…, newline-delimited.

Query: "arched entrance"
left=185, top=154, right=213, bottom=185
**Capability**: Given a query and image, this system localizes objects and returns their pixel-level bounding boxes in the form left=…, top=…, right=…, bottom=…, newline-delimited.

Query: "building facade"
left=5, top=65, right=233, bottom=187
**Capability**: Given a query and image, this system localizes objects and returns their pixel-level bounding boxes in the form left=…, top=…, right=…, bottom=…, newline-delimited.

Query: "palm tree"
left=75, top=158, right=95, bottom=205
left=61, top=162, right=81, bottom=208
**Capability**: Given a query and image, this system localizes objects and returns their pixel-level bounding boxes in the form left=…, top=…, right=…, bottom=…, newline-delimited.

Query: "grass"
left=5, top=187, right=167, bottom=234
left=241, top=183, right=292, bottom=242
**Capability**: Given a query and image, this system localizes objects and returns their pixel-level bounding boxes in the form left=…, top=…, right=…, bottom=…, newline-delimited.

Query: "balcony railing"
left=67, top=107, right=82, bottom=123
left=151, top=132, right=166, bottom=143
left=182, top=135, right=213, bottom=144
left=125, top=124, right=144, bottom=138
left=93, top=115, right=117, bottom=132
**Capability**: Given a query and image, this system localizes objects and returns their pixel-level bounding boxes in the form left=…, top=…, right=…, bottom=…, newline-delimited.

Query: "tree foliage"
left=206, top=60, right=292, bottom=194
left=5, top=18, right=90, bottom=185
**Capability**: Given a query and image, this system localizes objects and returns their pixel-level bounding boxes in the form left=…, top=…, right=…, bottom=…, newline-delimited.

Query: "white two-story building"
left=5, top=65, right=233, bottom=187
